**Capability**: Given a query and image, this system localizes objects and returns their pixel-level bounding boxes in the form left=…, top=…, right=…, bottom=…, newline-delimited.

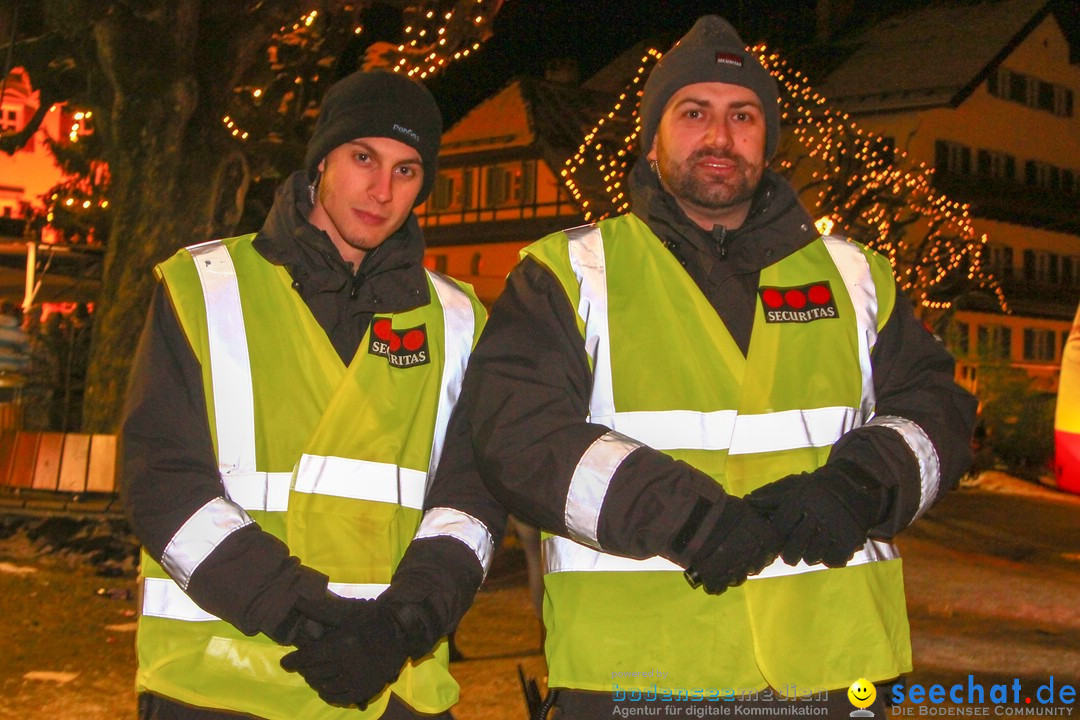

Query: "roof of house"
left=440, top=72, right=635, bottom=218
left=816, top=0, right=1053, bottom=113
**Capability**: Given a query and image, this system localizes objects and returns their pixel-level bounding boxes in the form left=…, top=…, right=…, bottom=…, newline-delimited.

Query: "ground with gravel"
left=1, top=472, right=1078, bottom=719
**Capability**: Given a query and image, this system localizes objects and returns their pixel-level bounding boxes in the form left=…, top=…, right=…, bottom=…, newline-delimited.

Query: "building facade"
left=419, top=1, right=1079, bottom=399
left=810, top=0, right=1080, bottom=394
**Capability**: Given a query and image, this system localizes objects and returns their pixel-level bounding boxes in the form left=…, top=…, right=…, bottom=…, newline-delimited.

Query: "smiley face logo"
left=848, top=678, right=877, bottom=709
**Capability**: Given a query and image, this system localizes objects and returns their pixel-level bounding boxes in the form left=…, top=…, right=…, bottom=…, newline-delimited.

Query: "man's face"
left=647, top=81, right=767, bottom=230
left=308, top=136, right=423, bottom=267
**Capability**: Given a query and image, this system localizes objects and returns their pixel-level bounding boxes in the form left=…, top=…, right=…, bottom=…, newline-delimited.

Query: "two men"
left=394, top=13, right=977, bottom=718
left=122, top=70, right=495, bottom=719
left=125, top=12, right=976, bottom=719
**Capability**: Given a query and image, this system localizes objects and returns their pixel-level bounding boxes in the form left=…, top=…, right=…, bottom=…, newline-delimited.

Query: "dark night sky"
left=422, top=0, right=822, bottom=124
left=414, top=0, right=1080, bottom=125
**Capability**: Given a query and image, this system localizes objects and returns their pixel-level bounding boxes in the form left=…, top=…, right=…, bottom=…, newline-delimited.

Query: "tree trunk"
left=81, top=144, right=248, bottom=432
left=79, top=5, right=254, bottom=432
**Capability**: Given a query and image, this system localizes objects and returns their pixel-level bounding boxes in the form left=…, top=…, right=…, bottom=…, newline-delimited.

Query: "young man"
left=122, top=70, right=495, bottom=720
left=377, top=14, right=977, bottom=718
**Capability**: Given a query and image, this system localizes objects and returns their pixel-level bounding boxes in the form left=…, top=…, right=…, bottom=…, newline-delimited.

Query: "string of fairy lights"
left=34, top=3, right=502, bottom=238
left=559, top=42, right=1006, bottom=312
left=393, top=0, right=502, bottom=80
left=222, top=2, right=501, bottom=141
left=35, top=106, right=109, bottom=228
left=755, top=44, right=1005, bottom=311
left=560, top=47, right=663, bottom=221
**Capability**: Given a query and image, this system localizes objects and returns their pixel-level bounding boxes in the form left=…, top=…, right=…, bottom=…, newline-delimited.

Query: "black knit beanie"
left=304, top=70, right=443, bottom=206
left=640, top=16, right=781, bottom=160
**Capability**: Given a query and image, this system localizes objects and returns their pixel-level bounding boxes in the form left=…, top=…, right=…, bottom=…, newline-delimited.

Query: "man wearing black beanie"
left=122, top=69, right=494, bottom=719
left=370, top=13, right=977, bottom=719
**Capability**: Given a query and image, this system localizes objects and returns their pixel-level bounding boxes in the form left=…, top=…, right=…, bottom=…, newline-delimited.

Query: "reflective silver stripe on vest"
left=590, top=409, right=737, bottom=451
left=221, top=472, right=293, bottom=512
left=566, top=225, right=616, bottom=421
left=559, top=228, right=873, bottom=534
left=542, top=535, right=899, bottom=578
left=729, top=406, right=858, bottom=455
left=823, top=236, right=878, bottom=423
left=160, top=497, right=254, bottom=590
left=564, top=431, right=643, bottom=548
left=189, top=240, right=258, bottom=478
left=414, top=507, right=496, bottom=577
left=589, top=406, right=858, bottom=454
left=547, top=229, right=897, bottom=580
left=157, top=241, right=261, bottom=585
left=426, top=272, right=476, bottom=488
left=292, top=454, right=427, bottom=510
left=142, top=577, right=388, bottom=621
left=563, top=226, right=630, bottom=546
left=326, top=582, right=390, bottom=599
left=865, top=415, right=941, bottom=520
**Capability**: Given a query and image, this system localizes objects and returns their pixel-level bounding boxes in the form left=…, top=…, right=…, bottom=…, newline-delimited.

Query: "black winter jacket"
left=399, top=156, right=976, bottom=635
left=121, top=170, right=440, bottom=642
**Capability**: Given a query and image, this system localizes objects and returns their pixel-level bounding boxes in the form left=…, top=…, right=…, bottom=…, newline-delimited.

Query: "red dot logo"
left=403, top=329, right=425, bottom=352
left=373, top=319, right=393, bottom=341
left=808, top=284, right=831, bottom=305
left=389, top=333, right=402, bottom=352
left=762, top=289, right=784, bottom=308
left=785, top=289, right=807, bottom=309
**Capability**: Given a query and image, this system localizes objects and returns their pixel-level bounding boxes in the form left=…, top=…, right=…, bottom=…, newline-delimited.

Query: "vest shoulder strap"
left=187, top=239, right=257, bottom=476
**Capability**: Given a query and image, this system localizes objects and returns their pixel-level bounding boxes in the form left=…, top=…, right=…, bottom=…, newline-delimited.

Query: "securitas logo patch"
left=760, top=282, right=839, bottom=324
left=368, top=318, right=430, bottom=368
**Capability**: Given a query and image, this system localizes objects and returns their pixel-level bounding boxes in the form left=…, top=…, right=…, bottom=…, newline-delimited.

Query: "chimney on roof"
left=544, top=58, right=580, bottom=85
left=816, top=0, right=856, bottom=41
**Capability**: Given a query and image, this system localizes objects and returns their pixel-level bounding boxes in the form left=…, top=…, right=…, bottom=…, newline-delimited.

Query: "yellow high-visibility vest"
left=526, top=214, right=926, bottom=695
left=136, top=234, right=483, bottom=719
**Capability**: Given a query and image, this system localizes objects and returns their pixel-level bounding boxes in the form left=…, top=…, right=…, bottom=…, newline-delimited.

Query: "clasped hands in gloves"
left=278, top=593, right=417, bottom=709
left=676, top=460, right=888, bottom=595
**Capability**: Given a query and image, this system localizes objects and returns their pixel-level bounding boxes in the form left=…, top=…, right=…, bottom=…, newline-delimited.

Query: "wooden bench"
left=0, top=430, right=120, bottom=515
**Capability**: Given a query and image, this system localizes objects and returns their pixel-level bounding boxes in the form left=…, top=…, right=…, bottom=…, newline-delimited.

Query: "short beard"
left=661, top=149, right=760, bottom=213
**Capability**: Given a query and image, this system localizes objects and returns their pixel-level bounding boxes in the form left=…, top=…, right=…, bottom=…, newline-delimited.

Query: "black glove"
left=745, top=460, right=890, bottom=568
left=279, top=594, right=412, bottom=709
left=665, top=495, right=782, bottom=594
left=265, top=602, right=328, bottom=646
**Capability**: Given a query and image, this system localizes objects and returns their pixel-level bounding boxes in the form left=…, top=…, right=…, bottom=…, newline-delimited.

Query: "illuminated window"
left=1023, top=329, right=1055, bottom=362
left=0, top=108, right=18, bottom=132
left=953, top=321, right=970, bottom=356
left=424, top=254, right=447, bottom=273
left=483, top=162, right=536, bottom=207
left=989, top=67, right=1073, bottom=118
left=977, top=325, right=1011, bottom=360
left=431, top=172, right=456, bottom=211
left=462, top=169, right=475, bottom=209
left=485, top=166, right=511, bottom=206
left=934, top=140, right=971, bottom=175
left=976, top=149, right=1016, bottom=181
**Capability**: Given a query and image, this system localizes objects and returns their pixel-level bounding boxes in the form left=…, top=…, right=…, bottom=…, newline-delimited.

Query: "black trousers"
left=138, top=693, right=453, bottom=719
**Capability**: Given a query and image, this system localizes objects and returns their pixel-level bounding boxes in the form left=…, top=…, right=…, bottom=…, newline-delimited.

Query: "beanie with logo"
left=304, top=70, right=443, bottom=206
left=639, top=15, right=781, bottom=159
